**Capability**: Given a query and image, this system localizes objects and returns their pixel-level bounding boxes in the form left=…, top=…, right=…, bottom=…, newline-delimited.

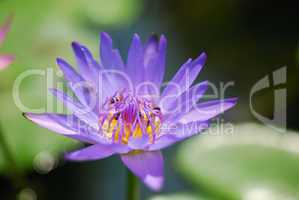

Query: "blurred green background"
left=0, top=0, right=299, bottom=199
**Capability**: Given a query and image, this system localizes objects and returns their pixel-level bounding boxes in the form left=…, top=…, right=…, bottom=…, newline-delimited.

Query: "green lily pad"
left=177, top=123, right=299, bottom=200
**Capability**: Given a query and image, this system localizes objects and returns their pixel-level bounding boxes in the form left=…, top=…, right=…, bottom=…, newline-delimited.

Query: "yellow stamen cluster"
left=100, top=111, right=161, bottom=144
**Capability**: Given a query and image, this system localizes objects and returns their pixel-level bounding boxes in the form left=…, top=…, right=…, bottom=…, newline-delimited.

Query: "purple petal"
left=142, top=34, right=167, bottom=95
left=178, top=97, right=237, bottom=124
left=72, top=42, right=91, bottom=79
left=0, top=15, right=12, bottom=46
left=148, top=134, right=178, bottom=151
left=161, top=80, right=208, bottom=114
left=56, top=58, right=92, bottom=104
left=56, top=58, right=109, bottom=114
left=121, top=151, right=164, bottom=191
left=177, top=81, right=209, bottom=112
left=100, top=32, right=124, bottom=69
left=126, top=34, right=144, bottom=85
left=0, top=55, right=14, bottom=70
left=128, top=134, right=150, bottom=150
left=161, top=52, right=207, bottom=98
left=144, top=35, right=159, bottom=69
left=23, top=113, right=102, bottom=144
left=66, top=145, right=113, bottom=161
left=66, top=143, right=130, bottom=161
left=149, top=121, right=209, bottom=151
left=144, top=35, right=167, bottom=82
left=49, top=88, right=99, bottom=130
left=152, top=35, right=167, bottom=88
left=80, top=45, right=102, bottom=77
left=57, top=58, right=82, bottom=83
left=72, top=42, right=109, bottom=92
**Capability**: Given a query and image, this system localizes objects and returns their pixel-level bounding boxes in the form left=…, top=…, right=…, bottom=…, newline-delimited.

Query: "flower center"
left=98, top=90, right=162, bottom=144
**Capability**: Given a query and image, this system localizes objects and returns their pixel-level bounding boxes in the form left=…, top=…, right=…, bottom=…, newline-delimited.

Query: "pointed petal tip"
left=22, top=112, right=31, bottom=120
left=158, top=34, right=167, bottom=50
left=200, top=51, right=207, bottom=58
left=65, top=144, right=118, bottom=161
left=200, top=80, right=209, bottom=85
left=160, top=34, right=166, bottom=40
left=64, top=153, right=83, bottom=162
left=22, top=113, right=43, bottom=124
left=64, top=153, right=85, bottom=162
left=132, top=33, right=142, bottom=43
left=144, top=174, right=164, bottom=192
left=159, top=34, right=167, bottom=43
left=72, top=41, right=87, bottom=53
left=190, top=52, right=207, bottom=69
left=198, top=52, right=207, bottom=62
left=22, top=112, right=34, bottom=123
left=100, top=32, right=113, bottom=45
left=186, top=58, right=193, bottom=63
left=226, top=97, right=238, bottom=105
left=56, top=57, right=70, bottom=69
left=56, top=57, right=64, bottom=64
left=121, top=151, right=164, bottom=191
left=71, top=41, right=81, bottom=49
left=22, top=112, right=45, bottom=125
left=133, top=33, right=140, bottom=38
left=100, top=32, right=111, bottom=38
left=57, top=57, right=74, bottom=68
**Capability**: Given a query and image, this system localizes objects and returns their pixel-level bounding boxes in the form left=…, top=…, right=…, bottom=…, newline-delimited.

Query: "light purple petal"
left=66, top=143, right=130, bottom=161
left=0, top=15, right=12, bottom=46
left=71, top=37, right=126, bottom=98
left=57, top=58, right=82, bottom=83
left=161, top=52, right=207, bottom=98
left=121, top=151, right=164, bottom=191
left=0, top=55, right=14, bottom=70
left=144, top=35, right=159, bottom=69
left=72, top=42, right=94, bottom=80
left=49, top=88, right=99, bottom=130
left=56, top=58, right=92, bottom=105
left=178, top=97, right=237, bottom=124
left=80, top=44, right=102, bottom=80
left=23, top=113, right=102, bottom=143
left=144, top=35, right=167, bottom=85
left=148, top=134, right=178, bottom=151
left=177, top=81, right=209, bottom=112
left=128, top=134, right=150, bottom=150
left=126, top=34, right=144, bottom=85
left=100, top=32, right=124, bottom=69
left=138, top=35, right=167, bottom=97
left=161, top=80, right=208, bottom=115
left=66, top=144, right=113, bottom=161
left=149, top=121, right=209, bottom=151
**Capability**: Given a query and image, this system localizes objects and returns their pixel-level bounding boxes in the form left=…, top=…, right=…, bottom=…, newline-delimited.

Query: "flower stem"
left=127, top=169, right=139, bottom=200
left=0, top=121, right=25, bottom=188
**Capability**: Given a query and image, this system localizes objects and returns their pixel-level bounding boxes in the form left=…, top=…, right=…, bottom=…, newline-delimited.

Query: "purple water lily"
left=24, top=33, right=237, bottom=191
left=0, top=16, right=14, bottom=70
